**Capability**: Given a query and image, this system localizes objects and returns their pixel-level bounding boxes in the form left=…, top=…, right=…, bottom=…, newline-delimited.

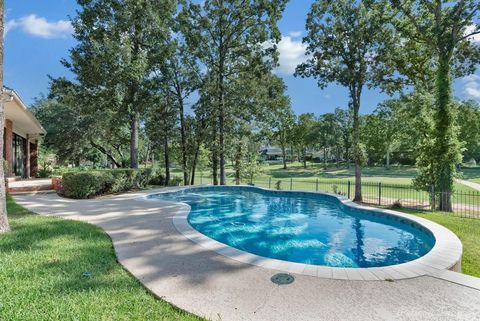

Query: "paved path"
left=14, top=190, right=480, bottom=321
left=457, top=179, right=480, bottom=192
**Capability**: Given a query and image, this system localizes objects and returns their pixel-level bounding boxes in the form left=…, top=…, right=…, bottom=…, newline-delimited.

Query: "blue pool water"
left=150, top=186, right=435, bottom=268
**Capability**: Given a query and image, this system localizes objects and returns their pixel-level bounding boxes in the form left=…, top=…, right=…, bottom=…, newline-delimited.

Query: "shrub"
left=62, top=172, right=113, bottom=199
left=149, top=173, right=166, bottom=186
left=62, top=168, right=152, bottom=199
left=168, top=176, right=183, bottom=186
left=275, top=180, right=282, bottom=190
left=391, top=199, right=403, bottom=209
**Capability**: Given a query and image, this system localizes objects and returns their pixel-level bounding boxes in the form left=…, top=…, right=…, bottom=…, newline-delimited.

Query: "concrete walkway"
left=14, top=190, right=480, bottom=321
left=457, top=179, right=480, bottom=192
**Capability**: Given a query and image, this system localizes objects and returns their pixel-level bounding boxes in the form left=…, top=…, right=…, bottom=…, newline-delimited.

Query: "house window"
left=13, top=133, right=26, bottom=177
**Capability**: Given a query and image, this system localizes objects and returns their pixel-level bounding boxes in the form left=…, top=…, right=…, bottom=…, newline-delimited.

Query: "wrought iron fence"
left=246, top=177, right=480, bottom=219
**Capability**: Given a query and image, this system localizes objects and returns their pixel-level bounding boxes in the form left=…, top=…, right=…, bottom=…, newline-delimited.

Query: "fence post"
left=378, top=182, right=382, bottom=206
left=290, top=178, right=293, bottom=191
left=269, top=177, right=271, bottom=189
left=431, top=185, right=435, bottom=211
left=316, top=178, right=319, bottom=192
left=347, top=180, right=351, bottom=199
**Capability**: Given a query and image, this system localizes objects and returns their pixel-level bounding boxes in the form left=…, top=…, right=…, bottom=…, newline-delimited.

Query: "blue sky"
left=4, top=0, right=480, bottom=115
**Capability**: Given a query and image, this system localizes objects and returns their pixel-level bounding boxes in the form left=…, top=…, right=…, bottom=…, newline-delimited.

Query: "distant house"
left=259, top=146, right=293, bottom=162
left=3, top=88, right=46, bottom=178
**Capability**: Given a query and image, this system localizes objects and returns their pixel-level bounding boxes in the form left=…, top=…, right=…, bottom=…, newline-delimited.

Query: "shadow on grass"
left=0, top=195, right=204, bottom=320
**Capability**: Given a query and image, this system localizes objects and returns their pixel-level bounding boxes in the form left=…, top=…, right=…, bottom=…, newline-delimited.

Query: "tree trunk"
left=351, top=89, right=362, bottom=202
left=323, top=147, right=327, bottom=170
left=190, top=144, right=200, bottom=185
left=212, top=147, right=218, bottom=185
left=281, top=134, right=287, bottom=170
left=303, top=147, right=307, bottom=168
left=218, top=57, right=226, bottom=185
left=164, top=134, right=170, bottom=186
left=0, top=0, right=10, bottom=233
left=177, top=95, right=189, bottom=186
left=386, top=146, right=390, bottom=169
left=234, top=143, right=242, bottom=185
left=90, top=141, right=122, bottom=168
left=130, top=111, right=139, bottom=169
left=435, top=54, right=456, bottom=212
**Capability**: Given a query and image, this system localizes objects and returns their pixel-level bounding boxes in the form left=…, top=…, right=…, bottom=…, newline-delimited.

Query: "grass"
left=401, top=209, right=480, bottom=278
left=185, top=162, right=476, bottom=192
left=460, top=166, right=480, bottom=183
left=0, top=196, right=203, bottom=321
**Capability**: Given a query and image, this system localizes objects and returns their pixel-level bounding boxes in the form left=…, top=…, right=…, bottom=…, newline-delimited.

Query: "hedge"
left=62, top=168, right=152, bottom=199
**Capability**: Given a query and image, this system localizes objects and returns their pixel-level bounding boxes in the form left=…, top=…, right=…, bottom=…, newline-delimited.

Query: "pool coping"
left=149, top=185, right=463, bottom=281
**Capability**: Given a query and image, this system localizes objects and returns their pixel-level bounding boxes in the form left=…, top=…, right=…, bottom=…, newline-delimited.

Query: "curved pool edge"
left=149, top=185, right=463, bottom=281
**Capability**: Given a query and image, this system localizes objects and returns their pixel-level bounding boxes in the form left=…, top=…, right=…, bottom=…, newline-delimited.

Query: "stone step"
left=8, top=184, right=54, bottom=194
left=6, top=176, right=22, bottom=183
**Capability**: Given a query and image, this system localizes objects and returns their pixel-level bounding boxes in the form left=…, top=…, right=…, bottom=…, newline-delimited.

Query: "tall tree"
left=362, top=99, right=404, bottom=168
left=258, top=75, right=294, bottom=170
left=317, top=113, right=340, bottom=169
left=457, top=100, right=480, bottom=162
left=334, top=107, right=353, bottom=166
left=64, top=0, right=175, bottom=169
left=180, top=0, right=287, bottom=185
left=294, top=113, right=317, bottom=168
left=0, top=0, right=9, bottom=233
left=296, top=0, right=393, bottom=202
left=157, top=36, right=201, bottom=185
left=389, top=0, right=480, bottom=210
left=145, top=92, right=177, bottom=185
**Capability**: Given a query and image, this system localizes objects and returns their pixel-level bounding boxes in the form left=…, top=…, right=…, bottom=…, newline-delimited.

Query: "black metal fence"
left=253, top=178, right=480, bottom=219
left=190, top=176, right=479, bottom=219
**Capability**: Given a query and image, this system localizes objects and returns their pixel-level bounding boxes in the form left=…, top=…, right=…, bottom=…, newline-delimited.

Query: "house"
left=3, top=88, right=46, bottom=178
left=259, top=146, right=293, bottom=162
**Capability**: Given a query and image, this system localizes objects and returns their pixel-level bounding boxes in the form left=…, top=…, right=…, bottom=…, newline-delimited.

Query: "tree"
left=157, top=36, right=201, bottom=185
left=258, top=75, right=294, bottom=170
left=362, top=99, right=403, bottom=168
left=64, top=0, right=175, bottom=169
left=180, top=0, right=287, bottom=185
left=296, top=0, right=393, bottom=202
left=145, top=92, right=177, bottom=185
left=334, top=107, right=353, bottom=166
left=294, top=113, right=317, bottom=168
left=457, top=100, right=480, bottom=162
left=389, top=0, right=480, bottom=210
left=45, top=79, right=132, bottom=167
left=0, top=0, right=9, bottom=233
left=317, top=113, right=340, bottom=169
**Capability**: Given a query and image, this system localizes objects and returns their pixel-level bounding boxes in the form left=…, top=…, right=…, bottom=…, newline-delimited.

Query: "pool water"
left=150, top=186, right=435, bottom=268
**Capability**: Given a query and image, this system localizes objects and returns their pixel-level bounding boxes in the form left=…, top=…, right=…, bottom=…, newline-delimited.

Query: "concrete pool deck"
left=14, top=189, right=480, bottom=321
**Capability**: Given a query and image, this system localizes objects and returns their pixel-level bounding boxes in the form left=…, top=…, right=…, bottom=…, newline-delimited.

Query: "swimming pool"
left=149, top=186, right=437, bottom=268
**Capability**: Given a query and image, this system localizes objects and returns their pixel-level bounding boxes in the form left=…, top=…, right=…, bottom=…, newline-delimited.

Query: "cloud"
left=276, top=35, right=308, bottom=75
left=462, top=74, right=480, bottom=100
left=4, top=14, right=73, bottom=39
left=5, top=20, right=19, bottom=36
left=288, top=31, right=302, bottom=38
left=464, top=25, right=480, bottom=43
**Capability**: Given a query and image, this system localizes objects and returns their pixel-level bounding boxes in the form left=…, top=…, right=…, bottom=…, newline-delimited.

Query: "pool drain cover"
left=271, top=273, right=295, bottom=285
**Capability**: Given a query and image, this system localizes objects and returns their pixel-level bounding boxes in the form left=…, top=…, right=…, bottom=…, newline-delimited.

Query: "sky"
left=4, top=0, right=480, bottom=115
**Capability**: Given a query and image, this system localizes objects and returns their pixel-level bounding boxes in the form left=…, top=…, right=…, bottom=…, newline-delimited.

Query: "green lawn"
left=0, top=196, right=203, bottom=321
left=461, top=166, right=480, bottom=184
left=186, top=163, right=476, bottom=192
left=402, top=209, right=480, bottom=278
